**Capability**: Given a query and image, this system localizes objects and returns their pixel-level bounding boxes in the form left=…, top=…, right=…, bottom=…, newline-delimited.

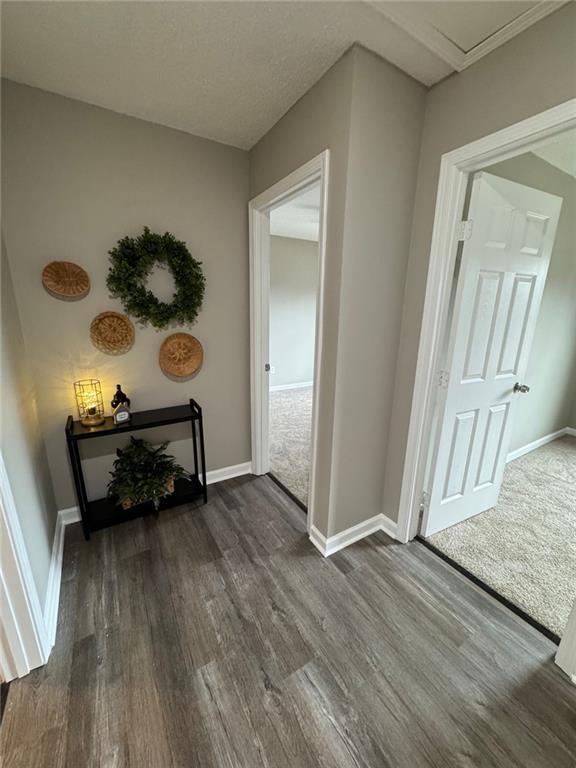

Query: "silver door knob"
left=513, top=382, right=530, bottom=394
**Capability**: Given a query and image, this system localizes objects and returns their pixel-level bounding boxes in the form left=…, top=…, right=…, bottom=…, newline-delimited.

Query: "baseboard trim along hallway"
left=310, top=513, right=399, bottom=557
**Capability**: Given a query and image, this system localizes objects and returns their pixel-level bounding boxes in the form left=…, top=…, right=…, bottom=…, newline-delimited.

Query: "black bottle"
left=111, top=385, right=130, bottom=410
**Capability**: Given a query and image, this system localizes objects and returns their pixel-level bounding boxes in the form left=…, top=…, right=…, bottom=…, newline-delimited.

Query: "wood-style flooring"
left=2, top=474, right=575, bottom=767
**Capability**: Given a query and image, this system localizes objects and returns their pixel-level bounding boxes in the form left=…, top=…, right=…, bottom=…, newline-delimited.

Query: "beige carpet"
left=428, top=435, right=576, bottom=637
left=269, top=386, right=312, bottom=505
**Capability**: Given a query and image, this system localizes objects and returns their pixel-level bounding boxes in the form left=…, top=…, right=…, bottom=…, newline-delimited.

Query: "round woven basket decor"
left=42, top=261, right=90, bottom=301
left=90, top=312, right=135, bottom=355
left=159, top=333, right=203, bottom=380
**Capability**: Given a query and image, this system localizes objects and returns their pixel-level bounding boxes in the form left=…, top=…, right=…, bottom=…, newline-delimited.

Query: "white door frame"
left=396, top=98, right=576, bottom=544
left=0, top=453, right=50, bottom=680
left=249, top=150, right=330, bottom=532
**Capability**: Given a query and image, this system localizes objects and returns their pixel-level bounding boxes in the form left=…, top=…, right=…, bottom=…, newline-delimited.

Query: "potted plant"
left=107, top=437, right=189, bottom=509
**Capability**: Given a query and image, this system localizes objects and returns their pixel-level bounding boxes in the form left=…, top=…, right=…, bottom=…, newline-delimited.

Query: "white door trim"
left=249, top=150, right=330, bottom=533
left=396, top=98, right=576, bottom=544
left=0, top=453, right=50, bottom=680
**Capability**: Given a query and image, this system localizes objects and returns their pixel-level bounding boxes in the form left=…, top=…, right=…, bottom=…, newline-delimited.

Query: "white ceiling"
left=533, top=129, right=576, bottom=179
left=270, top=184, right=321, bottom=242
left=1, top=2, right=567, bottom=150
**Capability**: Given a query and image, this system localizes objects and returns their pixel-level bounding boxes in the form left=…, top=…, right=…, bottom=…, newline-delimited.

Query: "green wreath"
left=107, top=227, right=205, bottom=329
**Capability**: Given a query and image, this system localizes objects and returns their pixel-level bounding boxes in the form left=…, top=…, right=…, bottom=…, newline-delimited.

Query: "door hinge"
left=457, top=219, right=473, bottom=241
left=438, top=369, right=449, bottom=389
left=419, top=491, right=429, bottom=520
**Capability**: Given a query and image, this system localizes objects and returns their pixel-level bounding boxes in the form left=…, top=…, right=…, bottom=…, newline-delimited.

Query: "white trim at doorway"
left=395, top=98, right=576, bottom=545
left=249, top=151, right=330, bottom=534
left=0, top=453, right=50, bottom=680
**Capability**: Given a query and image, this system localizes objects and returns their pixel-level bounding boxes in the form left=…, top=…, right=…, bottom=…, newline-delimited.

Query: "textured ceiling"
left=2, top=2, right=557, bottom=150
left=1, top=1, right=452, bottom=149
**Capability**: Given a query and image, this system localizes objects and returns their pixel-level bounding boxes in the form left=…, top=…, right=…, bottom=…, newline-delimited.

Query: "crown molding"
left=462, top=1, right=570, bottom=70
left=370, top=2, right=465, bottom=71
left=371, top=1, right=569, bottom=74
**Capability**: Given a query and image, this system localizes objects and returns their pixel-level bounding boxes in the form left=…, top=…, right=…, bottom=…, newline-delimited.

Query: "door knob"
left=513, top=382, right=530, bottom=394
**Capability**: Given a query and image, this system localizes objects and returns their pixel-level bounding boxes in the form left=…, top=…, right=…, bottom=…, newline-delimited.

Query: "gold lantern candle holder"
left=74, top=379, right=106, bottom=427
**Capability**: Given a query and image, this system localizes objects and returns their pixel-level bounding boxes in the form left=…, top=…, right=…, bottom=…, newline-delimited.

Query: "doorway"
left=268, top=183, right=320, bottom=506
left=249, top=151, right=329, bottom=527
left=396, top=103, right=576, bottom=640
left=423, top=151, right=576, bottom=639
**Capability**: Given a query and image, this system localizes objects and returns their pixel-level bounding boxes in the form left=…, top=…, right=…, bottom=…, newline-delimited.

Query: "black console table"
left=65, top=399, right=207, bottom=540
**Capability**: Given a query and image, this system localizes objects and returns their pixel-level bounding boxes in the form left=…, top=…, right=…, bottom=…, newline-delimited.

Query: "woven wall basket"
left=90, top=311, right=135, bottom=355
left=42, top=261, right=90, bottom=301
left=159, top=333, right=203, bottom=380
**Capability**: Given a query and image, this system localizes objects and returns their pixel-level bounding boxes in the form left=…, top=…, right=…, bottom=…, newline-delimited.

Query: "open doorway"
left=416, top=128, right=576, bottom=640
left=249, top=152, right=329, bottom=526
left=268, top=184, right=320, bottom=506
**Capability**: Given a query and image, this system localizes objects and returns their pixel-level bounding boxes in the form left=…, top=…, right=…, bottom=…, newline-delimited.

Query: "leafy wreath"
left=107, top=227, right=205, bottom=329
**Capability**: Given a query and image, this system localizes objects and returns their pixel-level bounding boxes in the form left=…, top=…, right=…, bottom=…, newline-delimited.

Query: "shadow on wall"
left=1, top=237, right=57, bottom=606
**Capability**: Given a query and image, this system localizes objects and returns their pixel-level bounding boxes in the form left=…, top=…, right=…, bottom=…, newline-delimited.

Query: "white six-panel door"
left=422, top=172, right=562, bottom=536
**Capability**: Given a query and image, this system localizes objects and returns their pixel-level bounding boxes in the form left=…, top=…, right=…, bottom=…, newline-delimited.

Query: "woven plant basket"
left=90, top=311, right=135, bottom=355
left=120, top=476, right=175, bottom=510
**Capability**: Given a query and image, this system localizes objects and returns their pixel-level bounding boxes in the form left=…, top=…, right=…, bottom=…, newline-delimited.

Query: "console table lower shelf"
left=65, top=399, right=207, bottom=540
left=86, top=476, right=205, bottom=532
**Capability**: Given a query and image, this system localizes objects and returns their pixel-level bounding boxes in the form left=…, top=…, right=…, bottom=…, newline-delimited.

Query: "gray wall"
left=484, top=155, right=576, bottom=452
left=329, top=47, right=425, bottom=535
left=252, top=46, right=426, bottom=536
left=270, top=236, right=318, bottom=388
left=1, top=237, right=57, bottom=606
left=251, top=50, right=355, bottom=534
left=383, top=3, right=576, bottom=523
left=2, top=80, right=250, bottom=510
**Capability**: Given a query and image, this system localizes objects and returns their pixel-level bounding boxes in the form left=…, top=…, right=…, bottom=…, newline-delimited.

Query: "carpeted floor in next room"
left=428, top=435, right=576, bottom=637
left=269, top=386, right=313, bottom=505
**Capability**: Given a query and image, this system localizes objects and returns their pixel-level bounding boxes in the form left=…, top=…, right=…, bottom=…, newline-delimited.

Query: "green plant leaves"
left=107, top=227, right=205, bottom=329
left=107, top=437, right=189, bottom=507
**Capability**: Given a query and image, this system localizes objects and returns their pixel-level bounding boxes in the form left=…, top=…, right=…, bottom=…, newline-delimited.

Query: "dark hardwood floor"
left=2, top=474, right=575, bottom=767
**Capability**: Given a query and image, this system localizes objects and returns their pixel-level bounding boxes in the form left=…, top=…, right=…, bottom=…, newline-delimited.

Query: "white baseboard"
left=379, top=514, right=399, bottom=540
left=43, top=511, right=68, bottom=649
left=507, top=426, right=574, bottom=463
left=58, top=505, right=82, bottom=524
left=270, top=381, right=313, bottom=392
left=310, top=513, right=399, bottom=557
left=43, top=505, right=85, bottom=649
left=205, top=462, right=252, bottom=485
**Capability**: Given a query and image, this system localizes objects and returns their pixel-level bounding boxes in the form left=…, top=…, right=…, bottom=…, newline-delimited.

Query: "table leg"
left=198, top=412, right=208, bottom=504
left=67, top=436, right=91, bottom=541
